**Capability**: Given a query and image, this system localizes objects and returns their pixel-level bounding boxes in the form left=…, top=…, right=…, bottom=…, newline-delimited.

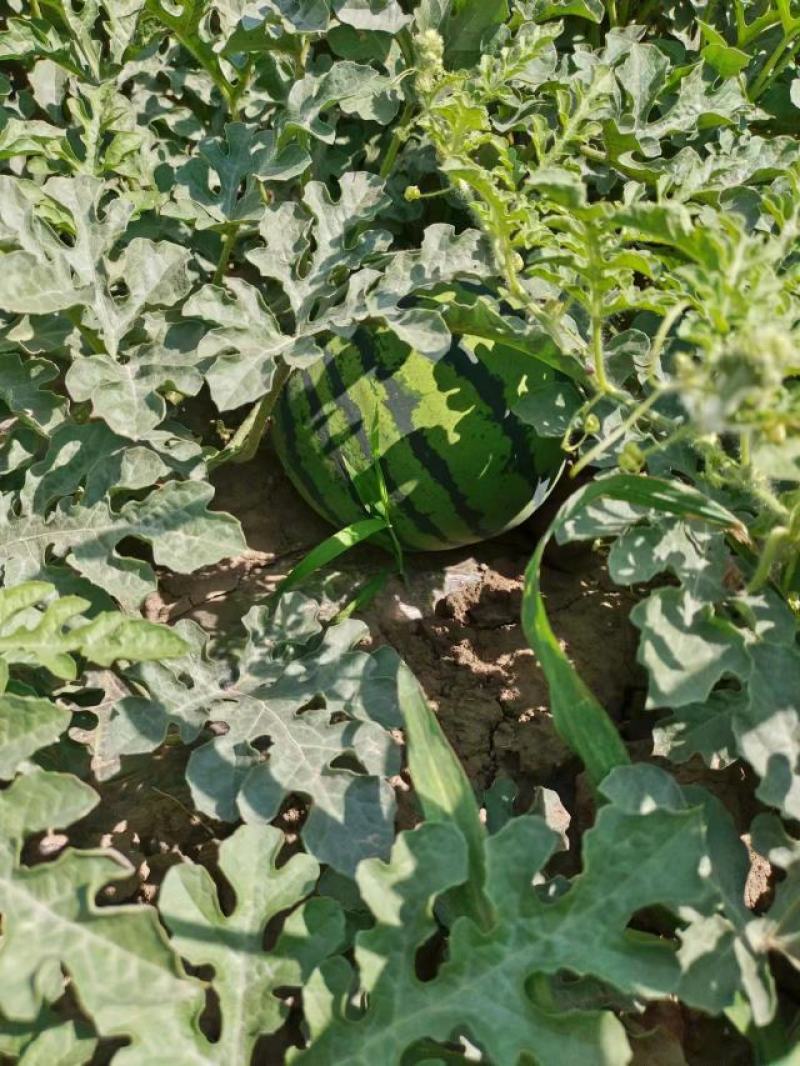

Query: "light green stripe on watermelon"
left=343, top=332, right=481, bottom=548
left=272, top=327, right=564, bottom=552
left=376, top=330, right=550, bottom=533
left=308, top=339, right=448, bottom=543
left=280, top=334, right=472, bottom=551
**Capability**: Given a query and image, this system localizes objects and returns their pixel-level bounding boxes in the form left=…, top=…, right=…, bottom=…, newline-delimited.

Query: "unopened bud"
left=619, top=441, right=645, bottom=473
left=765, top=422, right=787, bottom=445
left=415, top=29, right=445, bottom=69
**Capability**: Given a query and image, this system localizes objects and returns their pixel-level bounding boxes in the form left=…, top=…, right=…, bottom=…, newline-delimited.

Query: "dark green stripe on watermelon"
left=272, top=364, right=363, bottom=528
left=271, top=375, right=341, bottom=528
left=445, top=335, right=541, bottom=488
left=314, top=344, right=451, bottom=544
left=272, top=329, right=564, bottom=552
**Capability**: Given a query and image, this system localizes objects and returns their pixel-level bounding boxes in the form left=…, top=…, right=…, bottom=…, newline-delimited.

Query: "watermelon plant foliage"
left=1, top=0, right=800, bottom=1063
left=102, top=594, right=405, bottom=874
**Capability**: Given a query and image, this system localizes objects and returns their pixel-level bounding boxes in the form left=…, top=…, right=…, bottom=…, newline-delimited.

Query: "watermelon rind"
left=272, top=327, right=564, bottom=552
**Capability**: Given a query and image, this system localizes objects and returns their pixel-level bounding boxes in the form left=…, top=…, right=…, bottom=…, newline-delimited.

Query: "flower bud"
left=414, top=29, right=445, bottom=89
left=619, top=441, right=645, bottom=473
left=765, top=422, right=787, bottom=445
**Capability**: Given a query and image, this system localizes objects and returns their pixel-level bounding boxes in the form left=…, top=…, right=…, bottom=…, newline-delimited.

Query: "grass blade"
left=398, top=663, right=493, bottom=929
left=522, top=475, right=747, bottom=789
left=274, top=517, right=388, bottom=597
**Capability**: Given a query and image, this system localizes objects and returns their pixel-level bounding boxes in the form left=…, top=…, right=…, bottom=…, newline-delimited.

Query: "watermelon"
left=272, top=327, right=564, bottom=552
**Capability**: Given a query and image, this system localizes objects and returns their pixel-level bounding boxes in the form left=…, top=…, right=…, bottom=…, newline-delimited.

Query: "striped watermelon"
left=272, top=327, right=564, bottom=552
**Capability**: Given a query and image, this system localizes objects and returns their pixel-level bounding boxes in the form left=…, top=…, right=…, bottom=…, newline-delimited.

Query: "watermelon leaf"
left=0, top=580, right=188, bottom=681
left=159, top=824, right=344, bottom=1065
left=0, top=176, right=190, bottom=358
left=293, top=764, right=733, bottom=1066
left=96, top=594, right=404, bottom=873
left=0, top=1020, right=97, bottom=1066
left=0, top=773, right=344, bottom=1066
left=530, top=0, right=604, bottom=21
left=64, top=345, right=206, bottom=440
left=0, top=481, right=246, bottom=611
left=0, top=691, right=71, bottom=782
left=19, top=421, right=203, bottom=515
left=0, top=351, right=66, bottom=436
left=164, top=123, right=310, bottom=231
left=0, top=581, right=187, bottom=780
left=183, top=279, right=315, bottom=412
left=0, top=770, right=205, bottom=1056
left=333, top=0, right=410, bottom=34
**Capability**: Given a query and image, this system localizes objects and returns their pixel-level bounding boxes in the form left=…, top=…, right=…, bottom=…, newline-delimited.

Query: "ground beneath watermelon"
left=150, top=446, right=644, bottom=794
left=59, top=446, right=759, bottom=1066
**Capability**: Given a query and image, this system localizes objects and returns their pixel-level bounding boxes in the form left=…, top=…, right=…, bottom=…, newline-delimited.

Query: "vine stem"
left=738, top=9, right=783, bottom=47
left=781, top=532, right=798, bottom=593
left=173, top=36, right=231, bottom=110
left=378, top=28, right=418, bottom=181
left=207, top=361, right=292, bottom=471
left=734, top=468, right=790, bottom=523
left=647, top=301, right=689, bottom=384
left=379, top=101, right=414, bottom=181
left=580, top=143, right=653, bottom=184
left=740, top=430, right=752, bottom=468
left=634, top=0, right=661, bottom=25
left=212, top=227, right=239, bottom=286
left=144, top=0, right=234, bottom=113
left=750, top=29, right=800, bottom=100
left=747, top=526, right=789, bottom=592
left=590, top=306, right=611, bottom=393
left=571, top=386, right=671, bottom=478
left=228, top=56, right=253, bottom=120
left=733, top=0, right=748, bottom=43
